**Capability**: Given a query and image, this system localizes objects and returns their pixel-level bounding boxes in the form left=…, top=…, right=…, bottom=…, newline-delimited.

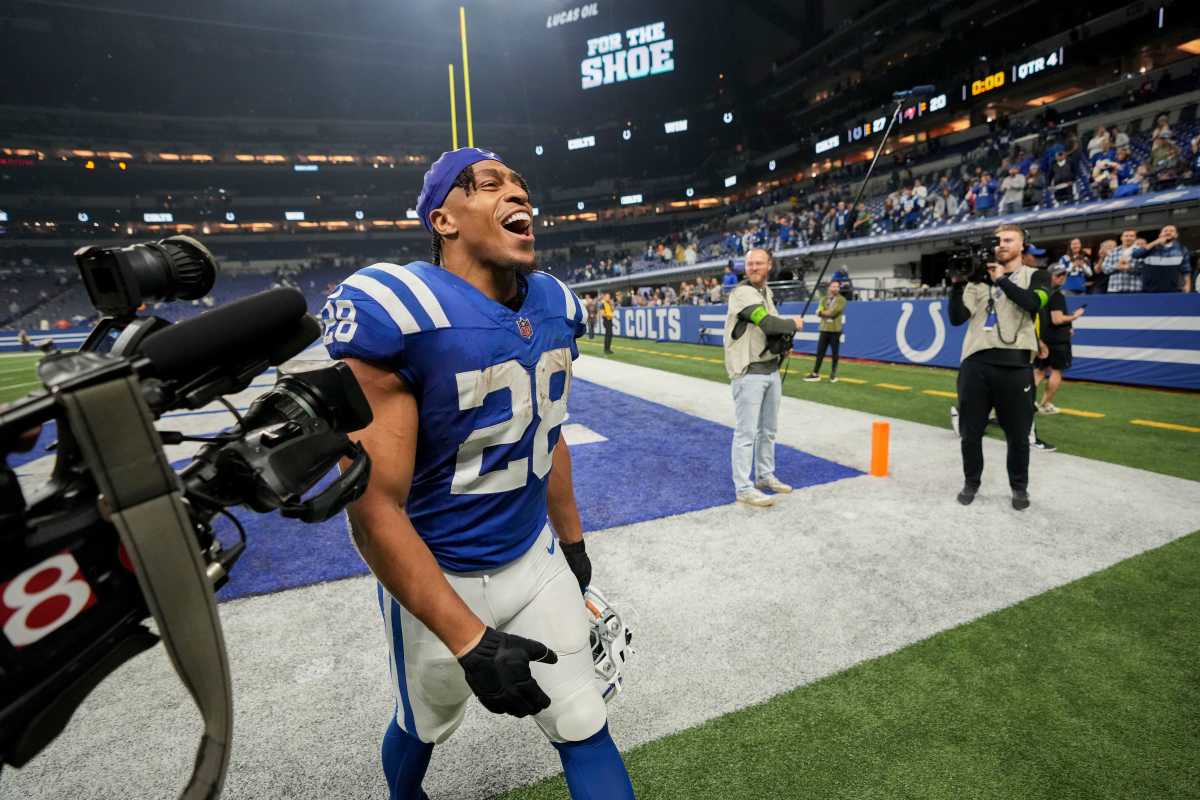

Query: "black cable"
left=219, top=397, right=245, bottom=428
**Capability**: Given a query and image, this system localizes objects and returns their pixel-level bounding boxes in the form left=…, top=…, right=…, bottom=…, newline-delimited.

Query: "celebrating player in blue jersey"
left=322, top=148, right=635, bottom=800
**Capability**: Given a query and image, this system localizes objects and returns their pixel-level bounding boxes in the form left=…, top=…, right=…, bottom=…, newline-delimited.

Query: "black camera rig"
left=0, top=236, right=372, bottom=798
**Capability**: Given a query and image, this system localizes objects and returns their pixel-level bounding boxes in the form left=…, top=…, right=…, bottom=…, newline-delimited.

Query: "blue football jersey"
left=322, top=262, right=586, bottom=571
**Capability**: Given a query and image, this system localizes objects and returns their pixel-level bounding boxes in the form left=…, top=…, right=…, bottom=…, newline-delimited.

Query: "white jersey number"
left=452, top=348, right=572, bottom=495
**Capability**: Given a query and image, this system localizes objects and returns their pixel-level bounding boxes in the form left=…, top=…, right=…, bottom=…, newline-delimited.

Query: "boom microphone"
left=139, top=287, right=309, bottom=379
left=892, top=85, right=937, bottom=99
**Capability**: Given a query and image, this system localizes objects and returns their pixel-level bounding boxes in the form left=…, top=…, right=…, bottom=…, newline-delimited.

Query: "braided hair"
left=430, top=166, right=477, bottom=265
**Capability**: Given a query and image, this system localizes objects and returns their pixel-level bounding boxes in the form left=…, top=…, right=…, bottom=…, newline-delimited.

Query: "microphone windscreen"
left=268, top=314, right=322, bottom=366
left=139, top=288, right=308, bottom=379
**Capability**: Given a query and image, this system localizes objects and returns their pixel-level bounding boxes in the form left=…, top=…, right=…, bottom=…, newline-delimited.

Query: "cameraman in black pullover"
left=949, top=224, right=1050, bottom=510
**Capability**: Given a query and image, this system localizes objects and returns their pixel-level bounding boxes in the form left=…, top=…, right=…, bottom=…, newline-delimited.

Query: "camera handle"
left=279, top=441, right=370, bottom=523
left=799, top=94, right=908, bottom=320
left=60, top=371, right=233, bottom=800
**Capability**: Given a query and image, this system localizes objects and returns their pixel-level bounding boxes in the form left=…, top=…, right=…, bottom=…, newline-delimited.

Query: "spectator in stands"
left=999, top=166, right=1026, bottom=215
left=1150, top=135, right=1182, bottom=187
left=722, top=264, right=739, bottom=293
left=833, top=201, right=850, bottom=236
left=1112, top=124, right=1131, bottom=151
left=584, top=293, right=597, bottom=340
left=685, top=243, right=697, bottom=265
left=1133, top=224, right=1192, bottom=293
left=1023, top=162, right=1045, bottom=208
left=702, top=279, right=718, bottom=304
left=973, top=172, right=997, bottom=216
left=900, top=187, right=919, bottom=229
left=1091, top=239, right=1117, bottom=294
left=1151, top=113, right=1173, bottom=143
left=1034, top=264, right=1084, bottom=415
left=1090, top=148, right=1123, bottom=199
left=851, top=202, right=872, bottom=237
left=1057, top=239, right=1092, bottom=296
left=1102, top=229, right=1143, bottom=293
left=880, top=195, right=897, bottom=232
left=1049, top=150, right=1076, bottom=204
left=1086, top=126, right=1112, bottom=160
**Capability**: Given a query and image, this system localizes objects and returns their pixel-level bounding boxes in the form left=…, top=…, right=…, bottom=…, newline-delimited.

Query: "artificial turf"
left=501, top=530, right=1200, bottom=800
left=0, top=354, right=43, bottom=406
left=575, top=337, right=1200, bottom=482
left=496, top=336, right=1200, bottom=800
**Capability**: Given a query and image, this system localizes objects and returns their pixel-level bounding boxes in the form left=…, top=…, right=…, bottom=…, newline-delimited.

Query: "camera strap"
left=61, top=375, right=232, bottom=800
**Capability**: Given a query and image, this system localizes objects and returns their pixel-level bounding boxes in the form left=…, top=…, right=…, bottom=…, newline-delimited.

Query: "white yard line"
left=5, top=355, right=1199, bottom=800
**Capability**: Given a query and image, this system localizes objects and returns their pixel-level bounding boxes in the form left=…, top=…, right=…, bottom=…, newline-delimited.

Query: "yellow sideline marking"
left=1057, top=407, right=1106, bottom=419
left=1130, top=419, right=1200, bottom=433
left=585, top=340, right=1120, bottom=422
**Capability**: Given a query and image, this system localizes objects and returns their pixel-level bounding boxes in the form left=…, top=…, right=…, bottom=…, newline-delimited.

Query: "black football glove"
left=458, top=627, right=558, bottom=717
left=561, top=539, right=591, bottom=592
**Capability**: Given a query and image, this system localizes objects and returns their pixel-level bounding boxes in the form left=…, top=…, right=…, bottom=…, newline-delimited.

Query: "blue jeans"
left=731, top=371, right=782, bottom=492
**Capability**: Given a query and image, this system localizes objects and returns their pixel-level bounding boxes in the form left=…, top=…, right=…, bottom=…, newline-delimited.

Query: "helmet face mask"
left=584, top=586, right=634, bottom=702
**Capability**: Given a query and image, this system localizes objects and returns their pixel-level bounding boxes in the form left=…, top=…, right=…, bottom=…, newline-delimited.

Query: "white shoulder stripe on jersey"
left=343, top=273, right=421, bottom=334
left=369, top=262, right=452, bottom=329
left=550, top=274, right=581, bottom=322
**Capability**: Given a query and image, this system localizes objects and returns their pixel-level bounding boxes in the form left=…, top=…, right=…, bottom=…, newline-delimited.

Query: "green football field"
left=500, top=338, right=1200, bottom=800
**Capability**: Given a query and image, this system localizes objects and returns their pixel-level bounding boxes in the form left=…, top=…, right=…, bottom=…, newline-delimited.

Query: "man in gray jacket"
left=723, top=248, right=803, bottom=507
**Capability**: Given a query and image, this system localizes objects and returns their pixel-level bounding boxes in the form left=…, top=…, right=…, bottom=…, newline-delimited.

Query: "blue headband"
left=416, top=147, right=505, bottom=233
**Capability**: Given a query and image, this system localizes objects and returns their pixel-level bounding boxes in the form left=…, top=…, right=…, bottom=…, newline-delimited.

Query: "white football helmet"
left=584, top=586, right=634, bottom=703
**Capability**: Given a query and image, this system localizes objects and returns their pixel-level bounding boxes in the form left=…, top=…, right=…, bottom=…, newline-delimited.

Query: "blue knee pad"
left=552, top=724, right=634, bottom=800
left=382, top=717, right=433, bottom=800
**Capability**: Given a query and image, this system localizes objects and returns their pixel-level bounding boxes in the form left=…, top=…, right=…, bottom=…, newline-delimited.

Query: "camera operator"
left=949, top=224, right=1050, bottom=510
left=723, top=248, right=802, bottom=507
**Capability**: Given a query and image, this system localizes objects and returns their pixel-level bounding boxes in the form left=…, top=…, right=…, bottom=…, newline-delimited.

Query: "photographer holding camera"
left=723, top=248, right=802, bottom=507
left=948, top=224, right=1050, bottom=510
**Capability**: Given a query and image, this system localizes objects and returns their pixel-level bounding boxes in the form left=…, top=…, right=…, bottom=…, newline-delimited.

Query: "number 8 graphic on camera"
left=1, top=552, right=97, bottom=648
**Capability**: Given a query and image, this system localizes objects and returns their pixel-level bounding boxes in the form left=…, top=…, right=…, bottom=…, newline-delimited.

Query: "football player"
left=323, top=148, right=634, bottom=800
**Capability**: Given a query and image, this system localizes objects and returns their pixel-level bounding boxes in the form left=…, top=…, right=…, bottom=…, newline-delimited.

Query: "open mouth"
left=500, top=210, right=534, bottom=240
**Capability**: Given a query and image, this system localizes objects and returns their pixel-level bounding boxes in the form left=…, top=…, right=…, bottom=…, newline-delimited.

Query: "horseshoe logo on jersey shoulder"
left=895, top=301, right=946, bottom=363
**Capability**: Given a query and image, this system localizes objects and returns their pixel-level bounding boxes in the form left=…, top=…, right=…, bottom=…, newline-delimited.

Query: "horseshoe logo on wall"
left=895, top=301, right=946, bottom=363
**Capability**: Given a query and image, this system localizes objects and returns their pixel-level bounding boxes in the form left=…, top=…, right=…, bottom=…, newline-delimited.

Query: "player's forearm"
left=546, top=436, right=583, bottom=545
left=347, top=500, right=484, bottom=655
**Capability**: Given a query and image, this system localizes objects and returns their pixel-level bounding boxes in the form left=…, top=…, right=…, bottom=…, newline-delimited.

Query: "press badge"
left=984, top=308, right=997, bottom=332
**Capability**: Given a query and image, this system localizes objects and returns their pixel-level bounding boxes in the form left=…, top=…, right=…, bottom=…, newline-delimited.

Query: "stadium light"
left=577, top=201, right=585, bottom=210
left=769, top=160, right=776, bottom=171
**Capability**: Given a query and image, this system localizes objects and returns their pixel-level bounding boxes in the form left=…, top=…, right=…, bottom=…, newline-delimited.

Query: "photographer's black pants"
left=813, top=331, right=840, bottom=375
left=603, top=318, right=614, bottom=353
left=957, top=357, right=1034, bottom=491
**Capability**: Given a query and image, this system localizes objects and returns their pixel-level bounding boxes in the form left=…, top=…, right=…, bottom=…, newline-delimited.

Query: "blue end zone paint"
left=11, top=379, right=860, bottom=602
left=564, top=379, right=861, bottom=531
